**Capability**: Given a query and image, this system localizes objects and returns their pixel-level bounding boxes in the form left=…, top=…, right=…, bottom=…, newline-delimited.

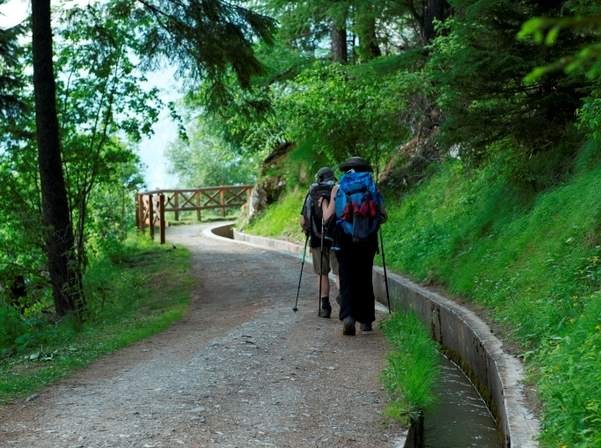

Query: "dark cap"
left=316, top=167, right=336, bottom=182
left=339, top=157, right=373, bottom=173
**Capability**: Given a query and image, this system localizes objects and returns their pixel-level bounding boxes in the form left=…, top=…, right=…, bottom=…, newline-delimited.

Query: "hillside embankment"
left=244, top=146, right=601, bottom=447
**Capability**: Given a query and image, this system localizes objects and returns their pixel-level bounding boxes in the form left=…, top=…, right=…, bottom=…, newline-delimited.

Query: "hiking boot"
left=360, top=322, right=373, bottom=332
left=319, top=298, right=332, bottom=318
left=342, top=316, right=356, bottom=336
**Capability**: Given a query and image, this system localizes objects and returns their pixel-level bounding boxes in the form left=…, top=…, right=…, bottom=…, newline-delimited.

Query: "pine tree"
left=431, top=0, right=593, bottom=158
left=0, top=3, right=26, bottom=122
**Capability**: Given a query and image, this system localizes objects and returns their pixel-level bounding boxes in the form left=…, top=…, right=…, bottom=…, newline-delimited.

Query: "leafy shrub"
left=0, top=305, right=26, bottom=357
left=536, top=292, right=601, bottom=447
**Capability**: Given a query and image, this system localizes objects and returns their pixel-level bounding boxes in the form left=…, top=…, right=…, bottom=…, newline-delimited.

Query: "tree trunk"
left=422, top=0, right=451, bottom=42
left=31, top=0, right=83, bottom=317
left=356, top=5, right=381, bottom=61
left=330, top=22, right=348, bottom=63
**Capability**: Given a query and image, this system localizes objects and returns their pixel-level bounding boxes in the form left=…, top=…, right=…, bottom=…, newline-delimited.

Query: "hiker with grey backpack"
left=299, top=167, right=340, bottom=318
left=322, top=157, right=386, bottom=336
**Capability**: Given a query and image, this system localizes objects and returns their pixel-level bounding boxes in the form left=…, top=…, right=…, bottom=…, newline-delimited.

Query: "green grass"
left=243, top=147, right=601, bottom=447
left=0, top=235, right=193, bottom=403
left=245, top=188, right=306, bottom=243
left=381, top=159, right=601, bottom=447
left=381, top=311, right=440, bottom=424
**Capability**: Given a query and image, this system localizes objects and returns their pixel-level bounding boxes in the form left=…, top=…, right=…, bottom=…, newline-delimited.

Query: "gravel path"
left=0, top=224, right=403, bottom=448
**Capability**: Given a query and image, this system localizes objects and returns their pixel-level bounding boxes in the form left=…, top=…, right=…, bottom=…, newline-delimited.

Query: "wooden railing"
left=135, top=185, right=253, bottom=244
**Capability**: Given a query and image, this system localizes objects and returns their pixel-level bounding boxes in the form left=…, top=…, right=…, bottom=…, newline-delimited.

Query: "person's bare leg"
left=318, top=273, right=332, bottom=318
left=330, top=275, right=340, bottom=305
left=319, top=274, right=330, bottom=298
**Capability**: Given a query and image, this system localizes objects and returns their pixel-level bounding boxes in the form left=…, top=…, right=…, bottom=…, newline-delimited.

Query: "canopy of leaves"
left=0, top=3, right=156, bottom=313
left=167, top=120, right=258, bottom=187
left=108, top=0, right=275, bottom=96
left=428, top=0, right=594, bottom=160
left=0, top=4, right=27, bottom=122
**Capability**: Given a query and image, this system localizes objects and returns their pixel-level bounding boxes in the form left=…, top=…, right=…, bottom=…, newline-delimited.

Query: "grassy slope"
left=246, top=188, right=306, bottom=243
left=381, top=311, right=440, bottom=424
left=245, top=155, right=601, bottom=447
left=0, top=236, right=193, bottom=404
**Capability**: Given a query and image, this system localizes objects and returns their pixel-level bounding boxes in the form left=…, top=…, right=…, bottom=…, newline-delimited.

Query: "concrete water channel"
left=424, top=355, right=498, bottom=447
left=212, top=224, right=531, bottom=447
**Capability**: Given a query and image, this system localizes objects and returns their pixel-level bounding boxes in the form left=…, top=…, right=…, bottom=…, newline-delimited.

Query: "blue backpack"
left=335, top=170, right=383, bottom=242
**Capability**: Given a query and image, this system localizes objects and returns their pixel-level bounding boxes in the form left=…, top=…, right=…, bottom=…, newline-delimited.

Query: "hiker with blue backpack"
left=322, top=157, right=386, bottom=336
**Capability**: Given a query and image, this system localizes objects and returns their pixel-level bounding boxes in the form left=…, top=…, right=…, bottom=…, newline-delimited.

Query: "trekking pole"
left=318, top=218, right=326, bottom=315
left=379, top=229, right=392, bottom=314
left=293, top=234, right=310, bottom=312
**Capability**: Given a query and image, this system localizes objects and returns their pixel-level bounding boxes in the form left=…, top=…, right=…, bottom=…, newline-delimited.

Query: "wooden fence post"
left=174, top=192, right=179, bottom=221
left=159, top=193, right=166, bottom=245
left=220, top=188, right=226, bottom=217
left=139, top=194, right=146, bottom=233
left=196, top=191, right=202, bottom=222
left=149, top=193, right=154, bottom=241
left=135, top=193, right=140, bottom=230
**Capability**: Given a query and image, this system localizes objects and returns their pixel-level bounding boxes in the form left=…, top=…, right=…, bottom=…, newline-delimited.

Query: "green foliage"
left=109, top=0, right=274, bottom=94
left=191, top=38, right=311, bottom=156
left=0, top=4, right=26, bottom=122
left=0, top=3, right=154, bottom=305
left=260, top=0, right=349, bottom=54
left=55, top=4, right=160, bottom=270
left=536, top=292, right=601, bottom=447
left=379, top=153, right=601, bottom=446
left=260, top=0, right=436, bottom=55
left=196, top=52, right=423, bottom=191
left=1, top=0, right=276, bottom=317
left=429, top=0, right=592, bottom=160
left=381, top=312, right=440, bottom=423
left=0, top=306, right=26, bottom=358
left=519, top=12, right=601, bottom=80
left=274, top=60, right=415, bottom=169
left=0, top=235, right=192, bottom=402
left=195, top=0, right=601, bottom=446
left=166, top=119, right=259, bottom=187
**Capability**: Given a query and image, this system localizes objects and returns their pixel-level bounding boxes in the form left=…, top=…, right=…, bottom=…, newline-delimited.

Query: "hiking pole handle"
left=379, top=229, right=392, bottom=314
left=293, top=234, right=310, bottom=312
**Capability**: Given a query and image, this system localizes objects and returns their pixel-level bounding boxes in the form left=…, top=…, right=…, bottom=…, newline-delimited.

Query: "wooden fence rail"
left=135, top=185, right=253, bottom=244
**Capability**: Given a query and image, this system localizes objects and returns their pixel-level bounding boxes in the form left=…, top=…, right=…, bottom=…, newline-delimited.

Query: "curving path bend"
left=0, top=224, right=402, bottom=448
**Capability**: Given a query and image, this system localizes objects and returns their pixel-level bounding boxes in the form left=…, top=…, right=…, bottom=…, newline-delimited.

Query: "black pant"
left=336, top=239, right=377, bottom=324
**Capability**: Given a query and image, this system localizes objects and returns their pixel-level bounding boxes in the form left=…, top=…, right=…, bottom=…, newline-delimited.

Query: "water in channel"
left=424, top=355, right=500, bottom=448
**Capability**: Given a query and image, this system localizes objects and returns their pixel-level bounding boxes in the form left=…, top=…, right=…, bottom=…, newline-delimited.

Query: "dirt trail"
left=0, top=224, right=402, bottom=448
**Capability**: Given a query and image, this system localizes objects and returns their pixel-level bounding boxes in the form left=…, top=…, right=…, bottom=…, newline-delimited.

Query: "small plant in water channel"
left=381, top=311, right=441, bottom=424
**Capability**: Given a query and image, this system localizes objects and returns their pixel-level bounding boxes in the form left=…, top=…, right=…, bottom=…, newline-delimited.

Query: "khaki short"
left=311, top=247, right=339, bottom=275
